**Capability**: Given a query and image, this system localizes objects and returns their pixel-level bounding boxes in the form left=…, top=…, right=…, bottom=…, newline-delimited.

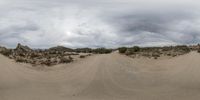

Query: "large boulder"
left=15, top=43, right=32, bottom=53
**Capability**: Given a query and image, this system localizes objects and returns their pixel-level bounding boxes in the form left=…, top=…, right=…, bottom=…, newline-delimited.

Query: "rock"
left=0, top=44, right=90, bottom=66
left=60, top=56, right=73, bottom=63
left=15, top=43, right=32, bottom=53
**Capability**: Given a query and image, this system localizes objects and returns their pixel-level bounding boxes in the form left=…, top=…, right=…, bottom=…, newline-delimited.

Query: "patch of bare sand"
left=1, top=52, right=200, bottom=100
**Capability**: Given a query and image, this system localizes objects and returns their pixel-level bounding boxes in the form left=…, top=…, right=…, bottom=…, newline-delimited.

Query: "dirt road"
left=1, top=52, right=200, bottom=100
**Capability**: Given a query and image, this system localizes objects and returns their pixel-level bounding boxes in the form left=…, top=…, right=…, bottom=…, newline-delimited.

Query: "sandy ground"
left=1, top=51, right=200, bottom=100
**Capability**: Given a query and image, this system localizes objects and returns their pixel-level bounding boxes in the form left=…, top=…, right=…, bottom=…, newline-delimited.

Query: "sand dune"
left=1, top=51, right=200, bottom=100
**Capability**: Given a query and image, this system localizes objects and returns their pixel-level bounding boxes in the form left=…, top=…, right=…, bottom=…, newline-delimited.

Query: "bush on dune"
left=197, top=49, right=200, bottom=53
left=174, top=45, right=190, bottom=53
left=118, top=47, right=127, bottom=53
left=125, top=46, right=140, bottom=55
left=131, top=46, right=140, bottom=52
left=0, top=49, right=12, bottom=56
left=75, top=48, right=92, bottom=53
left=80, top=55, right=86, bottom=58
left=93, top=48, right=112, bottom=54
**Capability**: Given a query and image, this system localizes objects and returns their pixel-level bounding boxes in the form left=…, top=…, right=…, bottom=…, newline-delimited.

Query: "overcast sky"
left=0, top=0, right=200, bottom=48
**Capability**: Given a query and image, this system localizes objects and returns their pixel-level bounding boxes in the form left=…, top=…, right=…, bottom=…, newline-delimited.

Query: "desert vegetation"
left=75, top=48, right=112, bottom=54
left=1, top=43, right=200, bottom=66
left=118, top=47, right=127, bottom=53
left=118, top=45, right=192, bottom=59
left=198, top=49, right=200, bottom=53
left=0, top=43, right=113, bottom=66
left=92, top=48, right=112, bottom=54
left=0, top=44, right=78, bottom=66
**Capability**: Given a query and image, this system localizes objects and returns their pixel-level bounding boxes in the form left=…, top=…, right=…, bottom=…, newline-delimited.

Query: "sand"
left=0, top=51, right=200, bottom=100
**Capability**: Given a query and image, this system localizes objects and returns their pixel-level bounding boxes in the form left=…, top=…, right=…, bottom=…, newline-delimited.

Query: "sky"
left=0, top=0, right=200, bottom=48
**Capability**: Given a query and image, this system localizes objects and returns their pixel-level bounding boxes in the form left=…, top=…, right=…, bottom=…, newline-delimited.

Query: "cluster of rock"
left=0, top=44, right=78, bottom=66
left=119, top=45, right=191, bottom=59
left=0, top=43, right=114, bottom=66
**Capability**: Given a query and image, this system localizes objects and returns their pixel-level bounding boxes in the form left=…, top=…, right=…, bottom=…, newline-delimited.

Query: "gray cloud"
left=0, top=0, right=200, bottom=48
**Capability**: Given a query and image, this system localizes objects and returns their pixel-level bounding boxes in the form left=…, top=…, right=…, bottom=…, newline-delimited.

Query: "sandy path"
left=1, top=52, right=200, bottom=100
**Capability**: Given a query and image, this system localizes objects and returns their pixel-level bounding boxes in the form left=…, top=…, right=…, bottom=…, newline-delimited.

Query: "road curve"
left=1, top=52, right=200, bottom=100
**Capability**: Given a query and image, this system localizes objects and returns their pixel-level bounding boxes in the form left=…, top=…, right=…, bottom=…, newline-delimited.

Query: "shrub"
left=104, top=49, right=112, bottom=54
left=162, top=46, right=173, bottom=51
left=118, top=47, right=127, bottom=53
left=92, top=48, right=112, bottom=54
left=175, top=45, right=190, bottom=53
left=41, top=60, right=52, bottom=66
left=60, top=56, right=73, bottom=63
left=152, top=53, right=160, bottom=58
left=1, top=49, right=12, bottom=56
left=125, top=49, right=133, bottom=55
left=80, top=55, right=86, bottom=58
left=131, top=46, right=140, bottom=52
left=30, top=53, right=40, bottom=58
left=75, top=48, right=92, bottom=53
left=16, top=58, right=26, bottom=63
left=126, top=46, right=140, bottom=55
left=198, top=49, right=200, bottom=53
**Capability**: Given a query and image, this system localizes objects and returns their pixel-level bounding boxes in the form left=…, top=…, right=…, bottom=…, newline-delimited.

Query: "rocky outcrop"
left=15, top=43, right=32, bottom=53
left=1, top=44, right=76, bottom=66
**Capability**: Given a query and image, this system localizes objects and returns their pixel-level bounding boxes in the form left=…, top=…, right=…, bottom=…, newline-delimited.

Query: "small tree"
left=118, top=47, right=127, bottom=53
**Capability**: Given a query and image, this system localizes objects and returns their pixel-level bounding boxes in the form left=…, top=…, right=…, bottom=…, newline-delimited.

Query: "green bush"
left=175, top=45, right=190, bottom=53
left=16, top=58, right=26, bottom=63
left=80, top=55, right=86, bottom=58
left=130, top=46, right=140, bottom=52
left=198, top=49, right=200, bottom=53
left=162, top=46, right=173, bottom=51
left=75, top=48, right=92, bottom=53
left=60, top=57, right=73, bottom=63
left=104, top=49, right=112, bottom=54
left=1, top=49, right=12, bottom=56
left=118, top=47, right=127, bottom=53
left=92, top=48, right=112, bottom=54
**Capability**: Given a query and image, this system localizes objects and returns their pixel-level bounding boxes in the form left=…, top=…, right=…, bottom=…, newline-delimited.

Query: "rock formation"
left=0, top=44, right=76, bottom=66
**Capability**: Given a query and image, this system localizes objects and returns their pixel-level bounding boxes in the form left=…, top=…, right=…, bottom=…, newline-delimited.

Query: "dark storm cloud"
left=102, top=6, right=200, bottom=46
left=0, top=0, right=200, bottom=48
